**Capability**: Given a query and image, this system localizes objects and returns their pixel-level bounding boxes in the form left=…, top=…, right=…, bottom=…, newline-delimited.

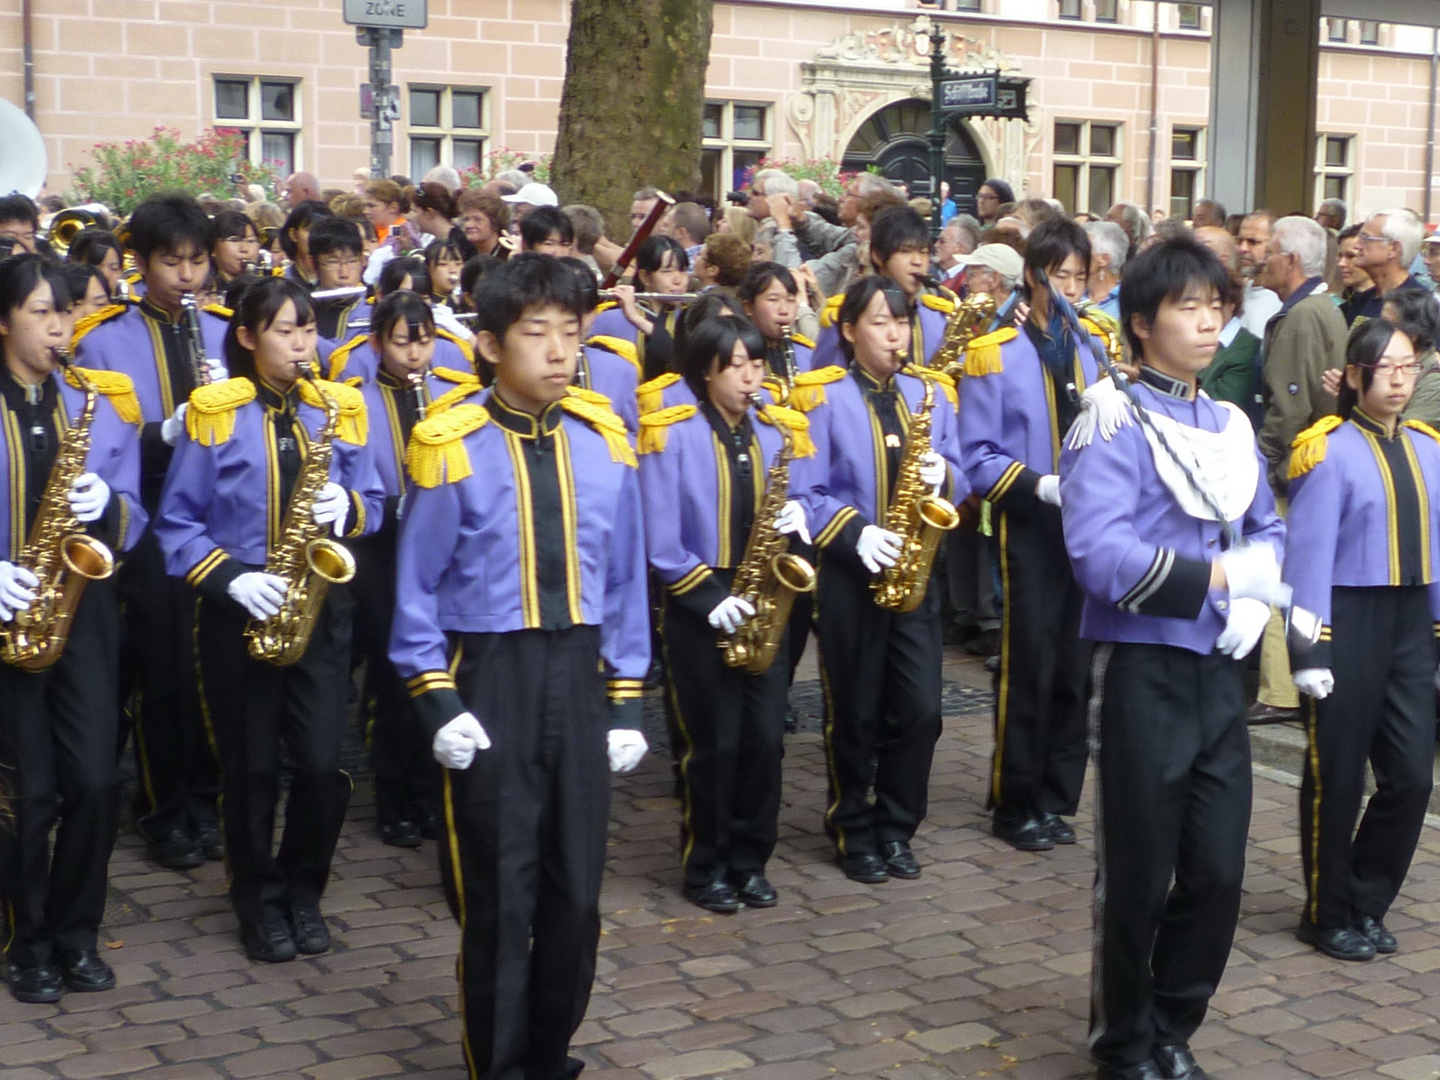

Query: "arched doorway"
left=842, top=99, right=987, bottom=215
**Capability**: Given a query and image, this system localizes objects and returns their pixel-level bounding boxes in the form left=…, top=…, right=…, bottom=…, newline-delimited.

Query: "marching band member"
left=639, top=315, right=812, bottom=912
left=1060, top=238, right=1285, bottom=1080
left=389, top=254, right=649, bottom=1080
left=560, top=257, right=641, bottom=433
left=308, top=217, right=367, bottom=343
left=1285, top=317, right=1440, bottom=962
left=959, top=217, right=1103, bottom=853
left=739, top=262, right=816, bottom=385
left=327, top=260, right=475, bottom=384
left=74, top=193, right=229, bottom=872
left=278, top=201, right=332, bottom=291
left=791, top=276, right=965, bottom=884
left=0, top=255, right=145, bottom=1002
left=591, top=235, right=690, bottom=378
left=210, top=210, right=264, bottom=293
left=154, top=277, right=382, bottom=963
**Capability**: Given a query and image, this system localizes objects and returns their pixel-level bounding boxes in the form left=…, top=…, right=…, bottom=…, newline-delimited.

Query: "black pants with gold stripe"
left=990, top=507, right=1092, bottom=820
left=815, top=554, right=942, bottom=857
left=195, top=587, right=353, bottom=931
left=661, top=574, right=787, bottom=891
left=1300, top=585, right=1436, bottom=932
left=0, top=582, right=120, bottom=967
left=439, top=626, right=609, bottom=1080
left=1089, top=642, right=1250, bottom=1071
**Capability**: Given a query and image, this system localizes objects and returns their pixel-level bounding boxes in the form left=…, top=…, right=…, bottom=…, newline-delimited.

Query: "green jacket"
left=1199, top=324, right=1262, bottom=430
left=1259, top=287, right=1347, bottom=496
left=1403, top=351, right=1440, bottom=428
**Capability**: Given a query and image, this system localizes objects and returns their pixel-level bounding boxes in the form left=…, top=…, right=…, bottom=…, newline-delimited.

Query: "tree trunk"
left=551, top=0, right=715, bottom=240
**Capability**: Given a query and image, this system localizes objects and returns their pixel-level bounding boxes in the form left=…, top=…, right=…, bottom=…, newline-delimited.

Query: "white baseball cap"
left=502, top=182, right=559, bottom=207
left=958, top=243, right=1024, bottom=279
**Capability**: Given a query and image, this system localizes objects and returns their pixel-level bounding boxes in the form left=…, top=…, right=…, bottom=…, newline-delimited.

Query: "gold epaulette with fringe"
left=407, top=403, right=488, bottom=488
left=637, top=371, right=683, bottom=415
left=595, top=300, right=619, bottom=315
left=1288, top=415, right=1344, bottom=479
left=326, top=334, right=370, bottom=381
left=428, top=377, right=483, bottom=417
left=818, top=293, right=844, bottom=329
left=790, top=365, right=848, bottom=412
left=962, top=327, right=1016, bottom=378
left=297, top=378, right=368, bottom=445
left=920, top=293, right=957, bottom=315
left=756, top=404, right=815, bottom=458
left=203, top=303, right=233, bottom=320
left=71, top=303, right=129, bottom=350
left=637, top=404, right=698, bottom=455
left=437, top=327, right=475, bottom=363
left=790, top=332, right=816, bottom=350
left=568, top=385, right=615, bottom=409
left=561, top=388, right=636, bottom=466
left=904, top=365, right=960, bottom=408
left=1404, top=418, right=1440, bottom=444
left=65, top=367, right=141, bottom=425
left=186, top=377, right=257, bottom=446
left=586, top=335, right=642, bottom=376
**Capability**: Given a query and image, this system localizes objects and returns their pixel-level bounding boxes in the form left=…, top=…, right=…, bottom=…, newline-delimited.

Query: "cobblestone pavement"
left=4, top=652, right=1440, bottom=1079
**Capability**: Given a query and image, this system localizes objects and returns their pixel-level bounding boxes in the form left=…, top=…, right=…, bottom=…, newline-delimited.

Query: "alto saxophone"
left=927, top=280, right=997, bottom=379
left=1, top=352, right=116, bottom=671
left=244, top=364, right=357, bottom=666
left=873, top=378, right=960, bottom=613
left=719, top=394, right=817, bottom=674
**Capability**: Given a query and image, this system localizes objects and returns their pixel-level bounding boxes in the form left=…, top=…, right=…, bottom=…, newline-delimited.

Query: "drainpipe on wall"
left=1145, top=0, right=1161, bottom=216
left=22, top=0, right=36, bottom=121
left=1425, top=26, right=1438, bottom=225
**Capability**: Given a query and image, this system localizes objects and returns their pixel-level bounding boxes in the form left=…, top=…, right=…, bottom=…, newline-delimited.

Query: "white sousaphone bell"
left=0, top=97, right=48, bottom=199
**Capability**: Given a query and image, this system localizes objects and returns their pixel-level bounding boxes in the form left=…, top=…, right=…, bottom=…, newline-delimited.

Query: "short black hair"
left=681, top=315, right=765, bottom=402
left=738, top=261, right=798, bottom=305
left=869, top=205, right=929, bottom=264
left=308, top=216, right=364, bottom=260
left=635, top=234, right=688, bottom=277
left=371, top=288, right=435, bottom=344
left=556, top=256, right=599, bottom=315
left=1024, top=218, right=1092, bottom=286
left=223, top=276, right=315, bottom=379
left=378, top=255, right=430, bottom=297
left=1338, top=317, right=1409, bottom=419
left=461, top=253, right=502, bottom=302
left=472, top=252, right=584, bottom=341
left=68, top=227, right=123, bottom=269
left=210, top=210, right=257, bottom=248
left=422, top=238, right=465, bottom=270
left=0, top=253, right=73, bottom=323
left=836, top=276, right=908, bottom=364
left=62, top=263, right=106, bottom=307
left=128, top=192, right=210, bottom=260
left=0, top=195, right=39, bottom=230
left=221, top=272, right=266, bottom=310
left=1118, top=236, right=1230, bottom=359
left=279, top=200, right=332, bottom=258
left=980, top=178, right=1015, bottom=204
left=1382, top=287, right=1440, bottom=354
left=519, top=206, right=575, bottom=251
left=672, top=291, right=747, bottom=367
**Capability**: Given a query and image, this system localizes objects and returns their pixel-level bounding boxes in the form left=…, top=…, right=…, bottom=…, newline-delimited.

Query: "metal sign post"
left=344, top=0, right=426, bottom=180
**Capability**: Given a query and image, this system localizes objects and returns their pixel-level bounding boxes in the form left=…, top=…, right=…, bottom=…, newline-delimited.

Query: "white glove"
left=1293, top=668, right=1334, bottom=700
left=1214, top=596, right=1270, bottom=659
left=1036, top=474, right=1062, bottom=507
left=312, top=481, right=349, bottom=534
left=774, top=500, right=812, bottom=545
left=227, top=572, right=288, bottom=620
left=202, top=356, right=228, bottom=383
left=707, top=595, right=756, bottom=634
left=160, top=403, right=189, bottom=447
left=918, top=451, right=947, bottom=492
left=607, top=729, right=648, bottom=774
left=856, top=525, right=903, bottom=574
left=1219, top=543, right=1285, bottom=605
left=432, top=711, right=491, bottom=770
left=0, top=561, right=39, bottom=622
left=67, top=472, right=110, bottom=523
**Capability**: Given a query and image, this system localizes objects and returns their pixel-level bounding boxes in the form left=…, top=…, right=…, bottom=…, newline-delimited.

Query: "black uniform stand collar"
left=1137, top=366, right=1196, bottom=401
left=486, top=392, right=565, bottom=438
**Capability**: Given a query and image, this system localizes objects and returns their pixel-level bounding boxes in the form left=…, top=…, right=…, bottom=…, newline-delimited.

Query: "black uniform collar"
left=486, top=391, right=564, bottom=437
left=1351, top=406, right=1400, bottom=440
left=253, top=375, right=301, bottom=412
left=139, top=296, right=181, bottom=325
left=851, top=364, right=898, bottom=393
left=377, top=368, right=423, bottom=391
left=1137, top=366, right=1196, bottom=400
left=0, top=368, right=55, bottom=410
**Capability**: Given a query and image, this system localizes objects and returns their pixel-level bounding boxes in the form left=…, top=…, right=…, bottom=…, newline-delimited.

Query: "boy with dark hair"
left=519, top=205, right=576, bottom=256
left=389, top=253, right=650, bottom=1080
left=0, top=193, right=41, bottom=255
left=959, top=216, right=1104, bottom=853
left=1061, top=236, right=1285, bottom=1079
left=74, top=191, right=229, bottom=872
left=307, top=217, right=366, bottom=341
left=278, top=200, right=333, bottom=289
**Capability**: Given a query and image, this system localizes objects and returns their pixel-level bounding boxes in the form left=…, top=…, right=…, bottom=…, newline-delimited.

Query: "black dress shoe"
left=1246, top=702, right=1300, bottom=725
left=879, top=840, right=921, bottom=879
left=6, top=961, right=65, bottom=1003
left=682, top=880, right=741, bottom=914
left=1153, top=1044, right=1208, bottom=1079
left=1096, top=1061, right=1165, bottom=1080
left=378, top=819, right=424, bottom=849
left=731, top=872, right=778, bottom=908
left=784, top=707, right=799, bottom=735
left=193, top=821, right=224, bottom=861
left=55, top=950, right=117, bottom=993
left=1296, top=921, right=1376, bottom=961
left=288, top=899, right=331, bottom=955
left=147, top=827, right=204, bottom=870
left=838, top=851, right=890, bottom=884
left=992, top=813, right=1054, bottom=852
left=964, top=628, right=1001, bottom=656
left=418, top=810, right=440, bottom=841
left=241, top=912, right=298, bottom=963
left=1039, top=812, right=1076, bottom=845
left=1355, top=913, right=1398, bottom=954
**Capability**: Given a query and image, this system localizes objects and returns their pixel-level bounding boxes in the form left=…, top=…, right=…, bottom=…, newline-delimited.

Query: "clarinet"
left=573, top=347, right=590, bottom=390
left=179, top=291, right=214, bottom=387
left=407, top=369, right=429, bottom=422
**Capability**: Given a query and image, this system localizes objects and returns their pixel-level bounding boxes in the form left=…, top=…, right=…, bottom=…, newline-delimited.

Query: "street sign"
left=343, top=0, right=426, bottom=30
left=360, top=83, right=400, bottom=120
left=937, top=74, right=997, bottom=114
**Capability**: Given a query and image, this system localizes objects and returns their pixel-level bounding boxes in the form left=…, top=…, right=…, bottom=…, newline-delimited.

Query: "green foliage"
left=459, top=148, right=554, bottom=189
left=68, top=126, right=279, bottom=215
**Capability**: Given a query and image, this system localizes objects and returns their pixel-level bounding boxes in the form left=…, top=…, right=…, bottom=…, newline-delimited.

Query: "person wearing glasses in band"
left=1284, top=317, right=1440, bottom=964
left=308, top=218, right=367, bottom=344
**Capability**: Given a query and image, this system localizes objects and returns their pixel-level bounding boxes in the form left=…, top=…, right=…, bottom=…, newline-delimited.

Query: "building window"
left=1314, top=134, right=1354, bottom=205
left=954, top=0, right=982, bottom=10
left=214, top=76, right=300, bottom=176
left=1053, top=120, right=1121, bottom=217
left=1094, top=0, right=1118, bottom=21
left=1170, top=126, right=1204, bottom=221
left=1358, top=20, right=1380, bottom=45
left=1176, top=3, right=1201, bottom=30
left=701, top=101, right=772, bottom=202
left=1325, top=18, right=1348, bottom=42
left=408, top=86, right=487, bottom=179
left=1058, top=0, right=1081, bottom=19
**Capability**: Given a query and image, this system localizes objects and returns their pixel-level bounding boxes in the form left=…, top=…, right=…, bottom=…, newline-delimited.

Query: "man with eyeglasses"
left=307, top=217, right=367, bottom=343
left=1235, top=210, right=1284, bottom=340
left=1351, top=209, right=1431, bottom=324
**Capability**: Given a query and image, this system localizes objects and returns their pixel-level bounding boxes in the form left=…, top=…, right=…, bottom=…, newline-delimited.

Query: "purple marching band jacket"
left=387, top=387, right=651, bottom=735
left=787, top=364, right=967, bottom=562
left=0, top=366, right=148, bottom=559
left=358, top=367, right=482, bottom=521
left=152, top=375, right=384, bottom=600
left=579, top=334, right=643, bottom=434
left=806, top=290, right=954, bottom=373
left=637, top=396, right=813, bottom=617
left=1058, top=369, right=1285, bottom=651
left=1282, top=409, right=1440, bottom=669
left=325, top=330, right=476, bottom=386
